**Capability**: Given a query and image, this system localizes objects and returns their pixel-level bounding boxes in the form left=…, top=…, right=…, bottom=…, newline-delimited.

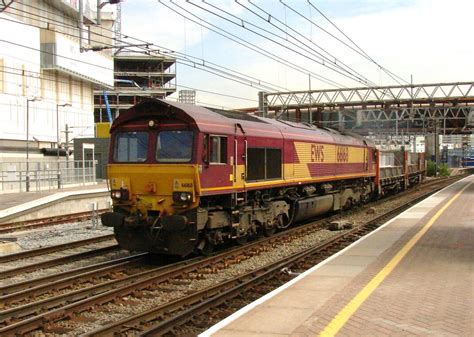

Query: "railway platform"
left=202, top=175, right=474, bottom=337
left=0, top=183, right=109, bottom=224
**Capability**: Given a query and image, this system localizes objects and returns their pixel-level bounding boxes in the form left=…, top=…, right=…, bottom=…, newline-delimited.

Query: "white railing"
left=0, top=160, right=97, bottom=193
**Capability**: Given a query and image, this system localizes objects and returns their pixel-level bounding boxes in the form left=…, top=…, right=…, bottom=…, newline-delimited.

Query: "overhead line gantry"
left=252, top=82, right=474, bottom=135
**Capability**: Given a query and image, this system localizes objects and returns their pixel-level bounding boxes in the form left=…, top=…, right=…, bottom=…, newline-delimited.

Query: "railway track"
left=0, top=176, right=460, bottom=336
left=0, top=234, right=114, bottom=264
left=0, top=210, right=107, bottom=235
left=0, top=253, right=147, bottom=296
left=94, top=185, right=450, bottom=336
left=0, top=235, right=118, bottom=280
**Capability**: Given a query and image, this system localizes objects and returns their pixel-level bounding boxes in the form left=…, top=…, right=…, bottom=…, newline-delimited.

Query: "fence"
left=0, top=160, right=97, bottom=193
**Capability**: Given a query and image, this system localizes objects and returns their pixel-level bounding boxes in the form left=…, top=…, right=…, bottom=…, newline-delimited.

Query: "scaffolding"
left=94, top=53, right=176, bottom=122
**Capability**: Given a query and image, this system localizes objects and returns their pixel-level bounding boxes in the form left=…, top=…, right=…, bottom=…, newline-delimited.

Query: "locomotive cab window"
left=114, top=132, right=148, bottom=162
left=203, top=135, right=227, bottom=164
left=156, top=130, right=194, bottom=162
left=247, top=148, right=282, bottom=181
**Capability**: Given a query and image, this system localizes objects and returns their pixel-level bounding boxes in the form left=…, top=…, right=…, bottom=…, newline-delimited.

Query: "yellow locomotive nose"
left=103, top=163, right=202, bottom=256
left=109, top=165, right=199, bottom=216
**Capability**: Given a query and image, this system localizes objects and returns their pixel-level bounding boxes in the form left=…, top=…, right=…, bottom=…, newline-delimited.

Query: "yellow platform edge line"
left=319, top=180, right=473, bottom=337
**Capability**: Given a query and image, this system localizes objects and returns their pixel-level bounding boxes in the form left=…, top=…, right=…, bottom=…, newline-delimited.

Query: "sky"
left=120, top=0, right=474, bottom=109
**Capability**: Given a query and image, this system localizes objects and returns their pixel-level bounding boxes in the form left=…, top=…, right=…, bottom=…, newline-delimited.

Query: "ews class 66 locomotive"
left=101, top=99, right=424, bottom=256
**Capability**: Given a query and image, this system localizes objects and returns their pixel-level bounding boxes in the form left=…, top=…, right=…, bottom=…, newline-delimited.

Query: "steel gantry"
left=256, top=81, right=474, bottom=135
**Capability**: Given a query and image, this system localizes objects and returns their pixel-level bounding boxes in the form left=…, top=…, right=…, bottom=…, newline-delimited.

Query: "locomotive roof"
left=112, top=98, right=374, bottom=148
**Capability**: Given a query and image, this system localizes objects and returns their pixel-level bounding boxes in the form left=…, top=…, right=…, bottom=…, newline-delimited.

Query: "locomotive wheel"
left=264, top=227, right=276, bottom=237
left=200, top=239, right=214, bottom=256
left=277, top=214, right=289, bottom=229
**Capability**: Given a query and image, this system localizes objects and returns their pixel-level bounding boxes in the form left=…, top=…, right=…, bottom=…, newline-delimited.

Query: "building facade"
left=0, top=0, right=114, bottom=162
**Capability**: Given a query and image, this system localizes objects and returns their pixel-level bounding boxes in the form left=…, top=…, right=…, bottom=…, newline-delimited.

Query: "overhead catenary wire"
left=2, top=0, right=404, bottom=105
left=0, top=14, right=278, bottom=93
left=0, top=90, right=93, bottom=117
left=176, top=84, right=258, bottom=102
left=7, top=0, right=403, bottom=92
left=157, top=1, right=393, bottom=103
left=187, top=0, right=376, bottom=87
left=166, top=1, right=372, bottom=87
left=156, top=0, right=345, bottom=89
left=281, top=0, right=409, bottom=85
left=164, top=95, right=238, bottom=111
left=0, top=44, right=258, bottom=106
left=1, top=51, right=252, bottom=110
left=236, top=1, right=401, bottom=98
left=0, top=64, right=106, bottom=92
left=306, top=0, right=408, bottom=85
left=0, top=68, right=239, bottom=114
left=2, top=3, right=289, bottom=93
left=0, top=4, right=269, bottom=116
left=10, top=0, right=348, bottom=91
left=225, top=0, right=378, bottom=86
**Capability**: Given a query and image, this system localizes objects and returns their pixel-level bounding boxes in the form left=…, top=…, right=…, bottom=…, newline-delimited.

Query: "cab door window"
left=210, top=136, right=227, bottom=164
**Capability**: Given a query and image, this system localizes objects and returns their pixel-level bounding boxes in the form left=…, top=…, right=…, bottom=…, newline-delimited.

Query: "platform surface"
left=202, top=175, right=474, bottom=337
left=0, top=183, right=108, bottom=218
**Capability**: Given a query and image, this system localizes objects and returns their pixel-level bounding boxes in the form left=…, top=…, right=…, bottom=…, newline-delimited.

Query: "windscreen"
left=114, top=132, right=148, bottom=162
left=156, top=130, right=194, bottom=162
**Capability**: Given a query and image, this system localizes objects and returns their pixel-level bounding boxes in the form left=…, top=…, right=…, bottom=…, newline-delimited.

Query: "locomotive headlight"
left=111, top=189, right=129, bottom=200
left=173, top=192, right=192, bottom=203
left=180, top=192, right=191, bottom=201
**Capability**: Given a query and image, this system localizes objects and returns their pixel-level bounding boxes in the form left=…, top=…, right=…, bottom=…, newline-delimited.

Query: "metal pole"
left=435, top=119, right=439, bottom=176
left=56, top=104, right=60, bottom=166
left=258, top=91, right=267, bottom=117
left=92, top=147, right=96, bottom=182
left=395, top=113, right=398, bottom=136
left=79, top=0, right=84, bottom=51
left=308, top=73, right=312, bottom=124
left=65, top=123, right=70, bottom=184
left=96, top=0, right=102, bottom=24
left=56, top=103, right=70, bottom=188
left=409, top=74, right=413, bottom=148
left=82, top=145, right=86, bottom=184
left=26, top=99, right=30, bottom=192
left=56, top=104, right=61, bottom=189
left=65, top=124, right=70, bottom=163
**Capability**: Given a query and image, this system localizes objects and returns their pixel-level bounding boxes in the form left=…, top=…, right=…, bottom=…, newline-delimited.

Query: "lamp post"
left=26, top=97, right=40, bottom=192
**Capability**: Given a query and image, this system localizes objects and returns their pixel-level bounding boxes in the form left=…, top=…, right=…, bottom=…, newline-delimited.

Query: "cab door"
left=200, top=134, right=233, bottom=190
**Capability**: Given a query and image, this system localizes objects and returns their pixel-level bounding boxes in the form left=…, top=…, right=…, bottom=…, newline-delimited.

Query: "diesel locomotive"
left=101, top=99, right=425, bottom=256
